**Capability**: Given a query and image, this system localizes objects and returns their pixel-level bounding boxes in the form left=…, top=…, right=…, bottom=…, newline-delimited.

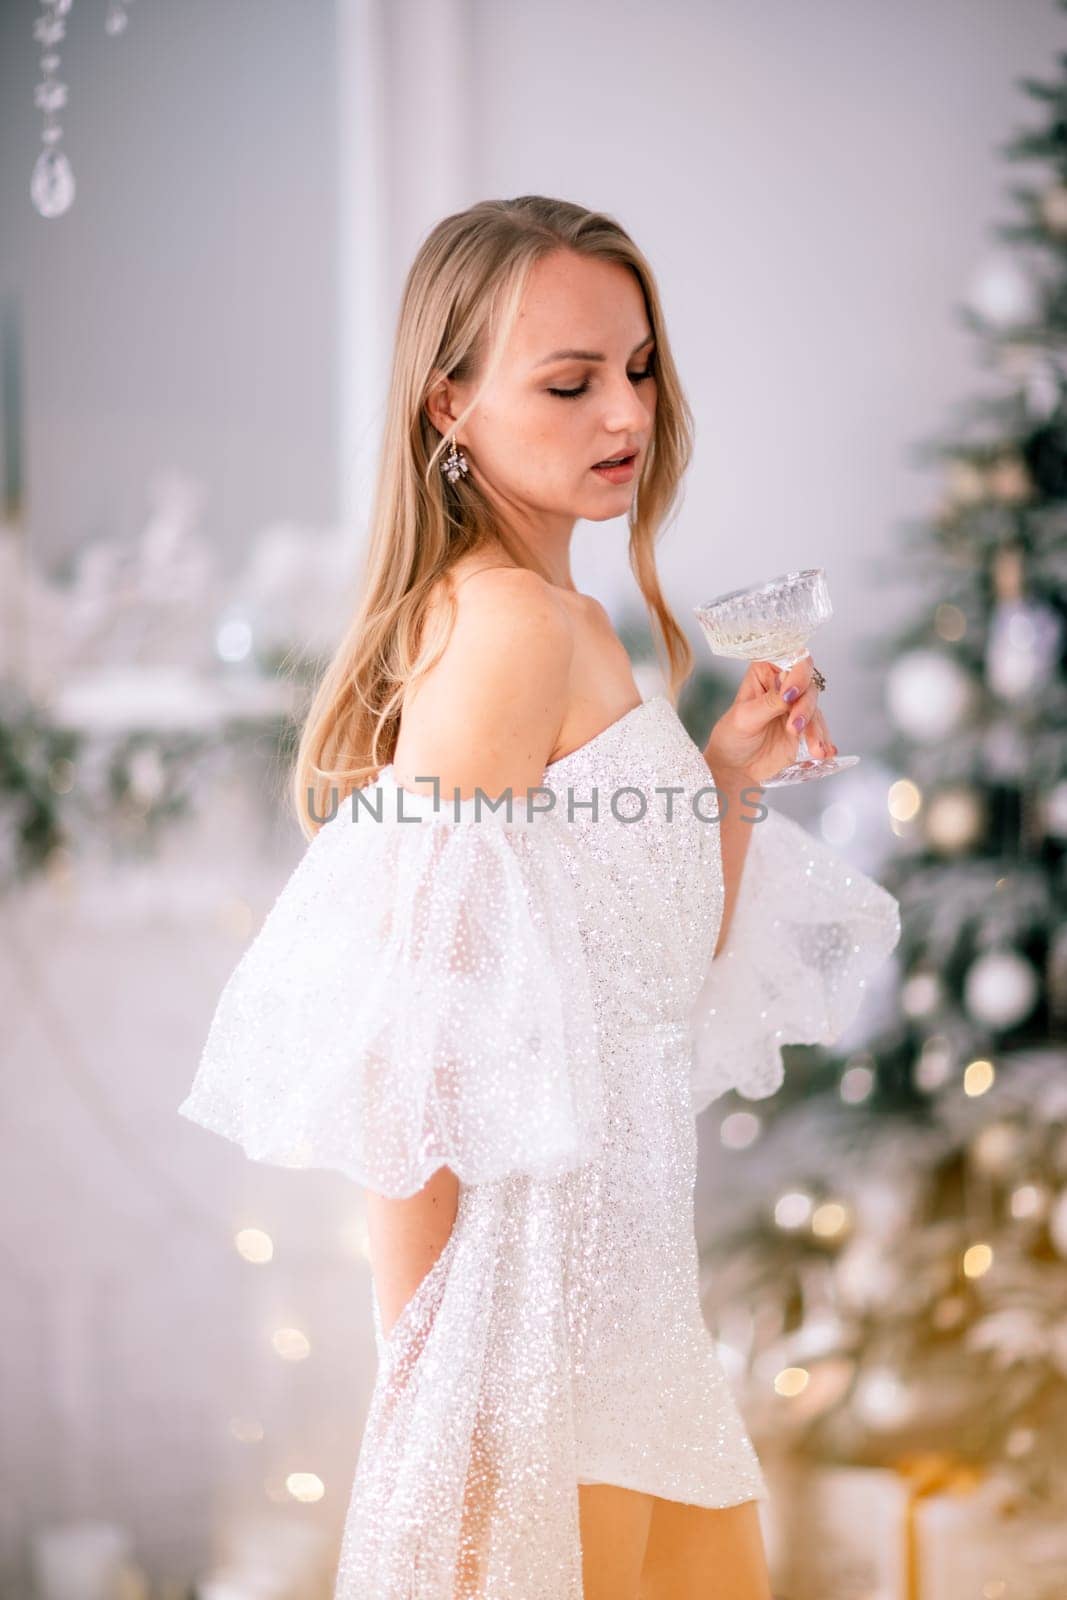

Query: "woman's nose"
left=603, top=374, right=653, bottom=432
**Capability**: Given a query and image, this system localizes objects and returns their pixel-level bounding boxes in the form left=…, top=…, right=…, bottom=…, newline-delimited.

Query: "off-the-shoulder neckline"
left=374, top=693, right=668, bottom=807
left=544, top=693, right=666, bottom=771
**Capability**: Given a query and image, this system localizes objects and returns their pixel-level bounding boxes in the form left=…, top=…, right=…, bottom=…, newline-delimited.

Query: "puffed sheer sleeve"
left=689, top=805, right=901, bottom=1116
left=178, top=771, right=605, bottom=1197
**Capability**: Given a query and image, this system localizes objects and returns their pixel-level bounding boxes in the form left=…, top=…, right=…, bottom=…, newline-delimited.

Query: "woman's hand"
left=703, top=654, right=836, bottom=785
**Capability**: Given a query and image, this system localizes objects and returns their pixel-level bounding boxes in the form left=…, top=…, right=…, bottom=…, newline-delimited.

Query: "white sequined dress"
left=178, top=692, right=901, bottom=1598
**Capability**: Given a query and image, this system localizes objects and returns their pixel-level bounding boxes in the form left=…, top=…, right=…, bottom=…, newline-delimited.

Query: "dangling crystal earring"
left=440, top=437, right=470, bottom=484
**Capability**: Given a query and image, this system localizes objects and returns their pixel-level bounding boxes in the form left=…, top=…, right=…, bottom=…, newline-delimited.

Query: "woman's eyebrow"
left=533, top=331, right=655, bottom=368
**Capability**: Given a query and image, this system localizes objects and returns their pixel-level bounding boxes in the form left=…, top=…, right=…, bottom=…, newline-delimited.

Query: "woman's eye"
left=547, top=365, right=655, bottom=400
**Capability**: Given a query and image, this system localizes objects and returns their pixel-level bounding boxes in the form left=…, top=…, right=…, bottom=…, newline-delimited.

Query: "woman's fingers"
left=779, top=659, right=836, bottom=755
left=807, top=707, right=836, bottom=757
left=784, top=683, right=819, bottom=731
left=779, top=656, right=814, bottom=704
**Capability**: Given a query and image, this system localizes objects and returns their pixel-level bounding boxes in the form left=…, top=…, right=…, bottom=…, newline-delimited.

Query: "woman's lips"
left=591, top=452, right=637, bottom=483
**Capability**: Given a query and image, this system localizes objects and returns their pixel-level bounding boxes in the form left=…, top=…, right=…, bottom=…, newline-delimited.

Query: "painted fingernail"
left=783, top=686, right=801, bottom=704
left=793, top=715, right=806, bottom=732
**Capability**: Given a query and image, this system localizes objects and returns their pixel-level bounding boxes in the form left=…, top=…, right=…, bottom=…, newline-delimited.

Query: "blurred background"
left=2, top=0, right=1066, bottom=1596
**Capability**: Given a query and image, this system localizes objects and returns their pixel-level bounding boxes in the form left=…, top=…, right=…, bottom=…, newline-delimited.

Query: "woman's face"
left=441, top=249, right=658, bottom=536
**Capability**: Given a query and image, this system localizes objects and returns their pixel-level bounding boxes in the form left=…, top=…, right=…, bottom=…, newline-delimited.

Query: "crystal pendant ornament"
left=31, top=146, right=75, bottom=218
left=30, top=0, right=136, bottom=218
left=32, top=0, right=72, bottom=218
left=105, top=0, right=135, bottom=37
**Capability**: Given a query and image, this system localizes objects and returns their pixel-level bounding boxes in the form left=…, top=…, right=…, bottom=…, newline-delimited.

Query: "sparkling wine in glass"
left=694, top=567, right=860, bottom=787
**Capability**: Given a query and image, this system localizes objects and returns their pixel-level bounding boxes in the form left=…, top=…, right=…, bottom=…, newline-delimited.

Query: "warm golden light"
left=811, top=1202, right=849, bottom=1238
left=272, top=1327, right=311, bottom=1361
left=888, top=779, right=922, bottom=823
left=963, top=1058, right=995, bottom=1097
left=235, top=1227, right=274, bottom=1264
left=286, top=1472, right=326, bottom=1503
left=774, top=1367, right=810, bottom=1397
left=963, top=1242, right=994, bottom=1279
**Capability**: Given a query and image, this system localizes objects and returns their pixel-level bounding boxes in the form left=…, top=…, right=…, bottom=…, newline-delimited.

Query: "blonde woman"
left=180, top=195, right=900, bottom=1599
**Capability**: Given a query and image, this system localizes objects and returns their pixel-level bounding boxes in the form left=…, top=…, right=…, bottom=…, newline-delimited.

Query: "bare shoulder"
left=393, top=567, right=576, bottom=798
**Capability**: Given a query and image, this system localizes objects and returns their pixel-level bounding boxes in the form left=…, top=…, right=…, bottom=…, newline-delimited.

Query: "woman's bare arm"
left=365, top=568, right=575, bottom=1338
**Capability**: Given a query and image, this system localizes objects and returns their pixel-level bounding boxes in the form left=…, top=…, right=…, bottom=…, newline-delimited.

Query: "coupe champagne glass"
left=694, top=567, right=860, bottom=787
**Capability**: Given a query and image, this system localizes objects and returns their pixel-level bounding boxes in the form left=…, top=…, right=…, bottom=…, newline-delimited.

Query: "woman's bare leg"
left=639, top=1496, right=772, bottom=1600
left=578, top=1483, right=655, bottom=1600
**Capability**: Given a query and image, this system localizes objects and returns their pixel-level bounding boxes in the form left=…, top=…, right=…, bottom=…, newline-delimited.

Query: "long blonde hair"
left=292, top=195, right=695, bottom=838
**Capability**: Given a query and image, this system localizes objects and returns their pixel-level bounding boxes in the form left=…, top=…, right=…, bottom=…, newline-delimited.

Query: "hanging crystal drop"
left=29, top=0, right=137, bottom=219
left=31, top=146, right=75, bottom=218
left=34, top=79, right=68, bottom=114
left=33, top=16, right=66, bottom=46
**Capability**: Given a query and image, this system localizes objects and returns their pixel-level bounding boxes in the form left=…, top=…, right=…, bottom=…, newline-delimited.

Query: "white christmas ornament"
left=965, top=253, right=1040, bottom=330
left=901, top=969, right=944, bottom=1020
left=963, top=948, right=1040, bottom=1031
left=986, top=597, right=1064, bottom=701
left=886, top=651, right=974, bottom=742
left=852, top=1366, right=915, bottom=1429
left=834, top=1239, right=896, bottom=1312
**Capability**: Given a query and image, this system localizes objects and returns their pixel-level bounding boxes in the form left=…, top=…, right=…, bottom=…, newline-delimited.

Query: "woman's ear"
left=424, top=373, right=459, bottom=441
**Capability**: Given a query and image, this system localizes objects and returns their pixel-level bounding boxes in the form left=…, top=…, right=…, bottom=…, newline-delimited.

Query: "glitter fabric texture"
left=178, top=693, right=902, bottom=1599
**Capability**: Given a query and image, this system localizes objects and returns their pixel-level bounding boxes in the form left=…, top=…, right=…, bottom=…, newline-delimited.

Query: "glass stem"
left=770, top=648, right=813, bottom=765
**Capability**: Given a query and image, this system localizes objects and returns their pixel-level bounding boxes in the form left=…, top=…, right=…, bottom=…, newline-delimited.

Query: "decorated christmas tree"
left=697, top=16, right=1067, bottom=1567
